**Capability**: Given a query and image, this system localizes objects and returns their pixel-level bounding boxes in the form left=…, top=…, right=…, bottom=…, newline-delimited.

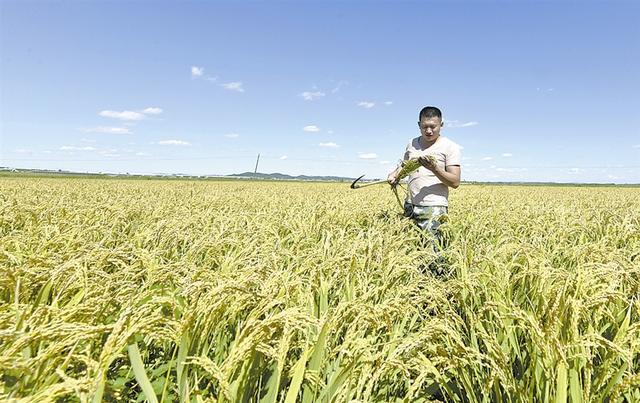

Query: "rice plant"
left=1, top=178, right=638, bottom=402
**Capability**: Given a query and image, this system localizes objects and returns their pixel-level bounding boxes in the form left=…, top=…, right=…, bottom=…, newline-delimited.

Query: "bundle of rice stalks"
left=395, top=156, right=436, bottom=182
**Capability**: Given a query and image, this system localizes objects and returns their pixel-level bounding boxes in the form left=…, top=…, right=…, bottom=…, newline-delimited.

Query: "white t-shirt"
left=403, top=136, right=462, bottom=207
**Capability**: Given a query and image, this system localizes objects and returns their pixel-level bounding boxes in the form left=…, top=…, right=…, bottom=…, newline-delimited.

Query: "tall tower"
left=254, top=153, right=260, bottom=173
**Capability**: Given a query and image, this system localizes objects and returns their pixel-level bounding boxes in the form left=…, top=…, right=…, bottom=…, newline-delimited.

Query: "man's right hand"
left=387, top=173, right=398, bottom=186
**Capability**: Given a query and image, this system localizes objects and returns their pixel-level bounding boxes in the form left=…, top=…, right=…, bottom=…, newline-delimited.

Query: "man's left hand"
left=418, top=155, right=438, bottom=173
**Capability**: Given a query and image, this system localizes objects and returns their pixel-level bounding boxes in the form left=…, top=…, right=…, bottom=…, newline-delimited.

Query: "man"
left=387, top=106, right=461, bottom=242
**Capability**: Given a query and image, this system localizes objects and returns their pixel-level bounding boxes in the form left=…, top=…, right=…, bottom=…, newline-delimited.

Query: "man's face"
left=418, top=116, right=443, bottom=143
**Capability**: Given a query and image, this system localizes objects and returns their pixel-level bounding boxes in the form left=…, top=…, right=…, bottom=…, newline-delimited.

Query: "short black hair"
left=419, top=106, right=442, bottom=121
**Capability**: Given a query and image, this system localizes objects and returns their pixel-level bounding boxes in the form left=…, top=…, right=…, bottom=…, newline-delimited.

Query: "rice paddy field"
left=1, top=176, right=639, bottom=402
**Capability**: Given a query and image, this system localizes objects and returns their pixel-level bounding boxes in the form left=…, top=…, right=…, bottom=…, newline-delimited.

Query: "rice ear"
left=396, top=158, right=423, bottom=180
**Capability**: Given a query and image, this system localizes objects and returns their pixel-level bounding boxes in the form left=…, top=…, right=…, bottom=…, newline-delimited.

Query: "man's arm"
left=437, top=165, right=461, bottom=189
left=418, top=156, right=461, bottom=188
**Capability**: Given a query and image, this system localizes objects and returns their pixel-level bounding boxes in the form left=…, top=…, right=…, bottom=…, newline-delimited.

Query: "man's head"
left=418, top=106, right=443, bottom=143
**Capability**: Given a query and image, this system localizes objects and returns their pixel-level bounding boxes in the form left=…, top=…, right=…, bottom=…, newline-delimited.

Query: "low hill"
left=227, top=171, right=363, bottom=182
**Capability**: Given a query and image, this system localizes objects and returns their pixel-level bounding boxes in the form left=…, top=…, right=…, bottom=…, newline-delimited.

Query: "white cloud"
left=359, top=153, right=378, bottom=159
left=633, top=144, right=640, bottom=149
left=280, top=155, right=288, bottom=160
left=331, top=81, right=348, bottom=93
left=60, top=146, right=96, bottom=151
left=384, top=101, right=393, bottom=105
left=357, top=101, right=375, bottom=109
left=536, top=87, right=555, bottom=92
left=142, top=107, right=163, bottom=115
left=303, top=125, right=320, bottom=132
left=100, top=110, right=146, bottom=121
left=501, top=153, right=513, bottom=157
left=446, top=120, right=479, bottom=128
left=568, top=167, right=584, bottom=174
left=380, top=160, right=391, bottom=164
left=224, top=133, right=240, bottom=138
left=222, top=82, right=244, bottom=92
left=13, top=148, right=32, bottom=154
left=80, top=138, right=96, bottom=143
left=327, top=130, right=334, bottom=134
left=319, top=142, right=339, bottom=148
left=158, top=139, right=191, bottom=146
left=191, top=66, right=204, bottom=77
left=481, top=156, right=493, bottom=161
left=301, top=91, right=326, bottom=101
left=136, top=152, right=151, bottom=156
left=81, top=126, right=132, bottom=135
left=191, top=66, right=219, bottom=81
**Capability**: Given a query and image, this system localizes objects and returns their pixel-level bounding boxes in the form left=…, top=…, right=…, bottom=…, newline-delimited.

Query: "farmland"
left=1, top=177, right=639, bottom=402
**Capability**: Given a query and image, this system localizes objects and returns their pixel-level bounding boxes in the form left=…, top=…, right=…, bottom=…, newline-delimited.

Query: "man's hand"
left=387, top=166, right=401, bottom=186
left=387, top=172, right=398, bottom=186
left=418, top=155, right=437, bottom=172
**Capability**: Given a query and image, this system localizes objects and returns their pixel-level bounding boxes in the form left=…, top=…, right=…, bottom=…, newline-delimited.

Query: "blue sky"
left=1, top=1, right=639, bottom=183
